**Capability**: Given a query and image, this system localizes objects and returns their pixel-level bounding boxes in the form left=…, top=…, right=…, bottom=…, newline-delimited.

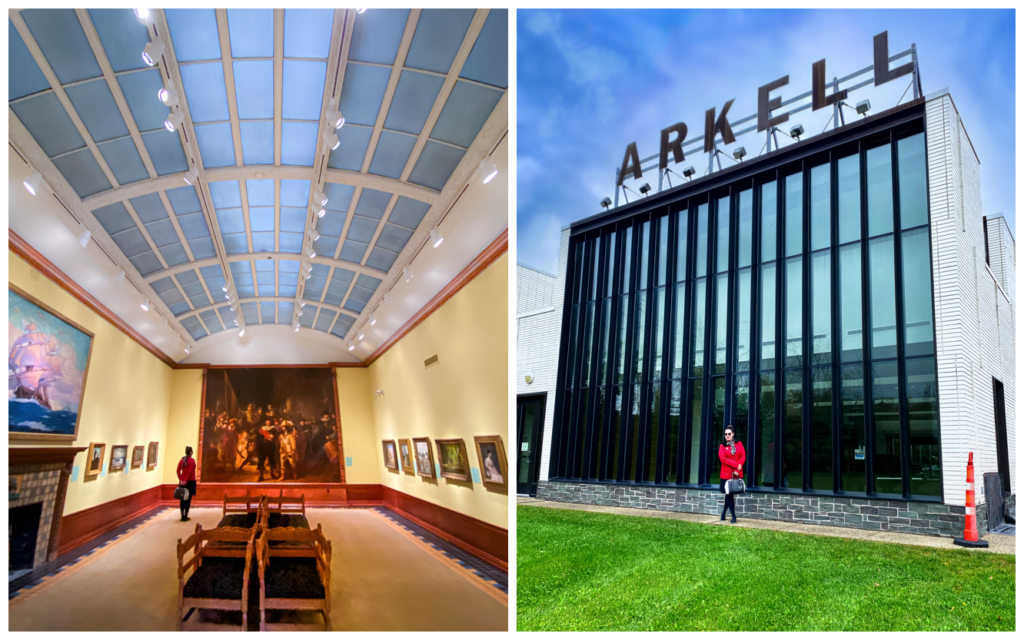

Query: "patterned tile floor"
left=9, top=505, right=171, bottom=599
left=372, top=507, right=508, bottom=594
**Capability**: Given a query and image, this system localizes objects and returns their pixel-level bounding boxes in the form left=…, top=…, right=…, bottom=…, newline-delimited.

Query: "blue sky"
left=517, top=9, right=1015, bottom=274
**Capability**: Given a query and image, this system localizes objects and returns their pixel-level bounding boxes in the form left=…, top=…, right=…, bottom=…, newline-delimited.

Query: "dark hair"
left=722, top=426, right=735, bottom=446
left=185, top=446, right=193, bottom=457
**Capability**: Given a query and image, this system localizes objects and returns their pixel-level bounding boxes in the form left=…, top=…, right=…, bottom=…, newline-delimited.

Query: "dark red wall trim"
left=382, top=486, right=508, bottom=570
left=58, top=484, right=165, bottom=556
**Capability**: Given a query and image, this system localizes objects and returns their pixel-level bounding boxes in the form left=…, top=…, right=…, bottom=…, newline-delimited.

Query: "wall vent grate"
left=424, top=354, right=440, bottom=369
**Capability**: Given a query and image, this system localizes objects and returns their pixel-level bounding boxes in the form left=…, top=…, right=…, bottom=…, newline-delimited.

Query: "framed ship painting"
left=9, top=286, right=94, bottom=443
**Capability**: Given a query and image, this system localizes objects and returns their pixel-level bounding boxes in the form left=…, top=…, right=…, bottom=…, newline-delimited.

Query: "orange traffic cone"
left=954, top=452, right=989, bottom=548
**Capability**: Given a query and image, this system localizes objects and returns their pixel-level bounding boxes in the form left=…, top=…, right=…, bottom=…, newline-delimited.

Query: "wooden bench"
left=256, top=525, right=332, bottom=631
left=176, top=525, right=256, bottom=631
left=266, top=490, right=308, bottom=530
left=219, top=491, right=264, bottom=529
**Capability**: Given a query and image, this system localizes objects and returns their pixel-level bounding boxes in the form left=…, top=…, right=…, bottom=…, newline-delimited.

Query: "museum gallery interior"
left=8, top=8, right=508, bottom=631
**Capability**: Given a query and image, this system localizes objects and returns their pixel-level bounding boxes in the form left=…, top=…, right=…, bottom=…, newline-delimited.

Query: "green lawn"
left=517, top=506, right=1015, bottom=631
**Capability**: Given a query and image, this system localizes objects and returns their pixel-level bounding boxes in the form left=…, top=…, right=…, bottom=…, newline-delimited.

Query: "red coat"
left=719, top=441, right=746, bottom=480
left=177, top=456, right=196, bottom=482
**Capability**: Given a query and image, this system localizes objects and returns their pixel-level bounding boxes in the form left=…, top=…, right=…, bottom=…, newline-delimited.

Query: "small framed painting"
left=474, top=435, right=508, bottom=487
left=399, top=438, right=414, bottom=473
left=147, top=441, right=159, bottom=469
left=382, top=439, right=398, bottom=470
left=412, top=437, right=435, bottom=478
left=86, top=442, right=106, bottom=477
left=131, top=445, right=145, bottom=469
left=435, top=438, right=470, bottom=481
left=110, top=444, right=128, bottom=472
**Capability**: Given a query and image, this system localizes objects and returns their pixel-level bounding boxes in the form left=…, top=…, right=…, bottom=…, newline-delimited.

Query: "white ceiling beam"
left=274, top=9, right=283, bottom=166
left=142, top=253, right=387, bottom=283
left=215, top=9, right=245, bottom=169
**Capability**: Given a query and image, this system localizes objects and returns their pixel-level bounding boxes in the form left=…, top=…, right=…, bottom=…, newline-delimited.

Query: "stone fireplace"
left=9, top=448, right=83, bottom=571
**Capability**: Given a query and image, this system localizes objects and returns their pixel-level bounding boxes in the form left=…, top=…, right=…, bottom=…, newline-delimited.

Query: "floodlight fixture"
left=682, top=166, right=696, bottom=178
left=600, top=197, right=612, bottom=209
left=856, top=99, right=871, bottom=116
left=790, top=124, right=805, bottom=140
left=733, top=146, right=747, bottom=161
left=639, top=183, right=651, bottom=196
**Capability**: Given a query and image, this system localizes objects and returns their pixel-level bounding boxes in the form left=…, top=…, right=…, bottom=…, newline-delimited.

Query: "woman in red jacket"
left=176, top=446, right=197, bottom=522
left=718, top=426, right=746, bottom=523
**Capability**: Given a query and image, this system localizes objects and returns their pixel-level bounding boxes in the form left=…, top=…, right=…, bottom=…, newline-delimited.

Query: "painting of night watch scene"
left=201, top=368, right=343, bottom=483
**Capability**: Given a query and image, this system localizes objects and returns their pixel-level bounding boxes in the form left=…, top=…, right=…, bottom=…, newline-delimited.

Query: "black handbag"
left=174, top=485, right=190, bottom=500
left=725, top=478, right=746, bottom=495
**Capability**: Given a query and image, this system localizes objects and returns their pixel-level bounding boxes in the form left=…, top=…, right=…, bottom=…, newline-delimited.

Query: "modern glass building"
left=538, top=92, right=1015, bottom=536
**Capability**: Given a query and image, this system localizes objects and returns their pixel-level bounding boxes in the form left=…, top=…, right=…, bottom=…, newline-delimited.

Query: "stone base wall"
left=537, top=481, right=1014, bottom=538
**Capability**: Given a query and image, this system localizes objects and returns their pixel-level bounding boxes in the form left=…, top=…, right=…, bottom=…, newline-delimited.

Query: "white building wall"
left=925, top=92, right=1015, bottom=507
left=516, top=230, right=568, bottom=486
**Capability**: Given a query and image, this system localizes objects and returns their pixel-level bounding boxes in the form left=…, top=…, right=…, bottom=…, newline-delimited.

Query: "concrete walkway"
left=518, top=497, right=1016, bottom=556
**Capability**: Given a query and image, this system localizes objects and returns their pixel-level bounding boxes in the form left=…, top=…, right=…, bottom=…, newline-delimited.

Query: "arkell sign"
left=614, top=31, right=922, bottom=201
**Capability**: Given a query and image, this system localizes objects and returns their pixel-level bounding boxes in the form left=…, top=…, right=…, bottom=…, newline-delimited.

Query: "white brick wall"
left=926, top=93, right=1015, bottom=506
left=516, top=230, right=568, bottom=486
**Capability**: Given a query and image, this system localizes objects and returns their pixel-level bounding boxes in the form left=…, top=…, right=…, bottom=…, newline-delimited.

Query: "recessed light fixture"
left=141, top=299, right=151, bottom=311
left=78, top=229, right=91, bottom=248
left=430, top=228, right=443, bottom=248
left=325, top=110, right=345, bottom=129
left=313, top=190, right=328, bottom=206
left=183, top=167, right=199, bottom=185
left=23, top=171, right=43, bottom=196
left=164, top=110, right=183, bottom=132
left=158, top=86, right=178, bottom=106
left=402, top=267, right=413, bottom=283
left=369, top=314, right=377, bottom=326
left=479, top=159, right=498, bottom=184
left=142, top=39, right=164, bottom=66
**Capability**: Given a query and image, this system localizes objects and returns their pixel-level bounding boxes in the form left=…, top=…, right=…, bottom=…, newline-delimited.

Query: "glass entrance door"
left=517, top=394, right=546, bottom=495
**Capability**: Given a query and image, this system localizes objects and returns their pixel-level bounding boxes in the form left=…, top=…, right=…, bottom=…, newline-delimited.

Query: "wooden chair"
left=176, top=525, right=256, bottom=631
left=267, top=490, right=308, bottom=529
left=220, top=492, right=265, bottom=529
left=256, top=525, right=332, bottom=631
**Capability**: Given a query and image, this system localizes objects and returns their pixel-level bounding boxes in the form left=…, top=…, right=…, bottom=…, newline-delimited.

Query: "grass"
left=516, top=506, right=1015, bottom=631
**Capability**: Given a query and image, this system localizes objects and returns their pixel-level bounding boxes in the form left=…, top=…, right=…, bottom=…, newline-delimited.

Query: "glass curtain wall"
left=555, top=124, right=938, bottom=501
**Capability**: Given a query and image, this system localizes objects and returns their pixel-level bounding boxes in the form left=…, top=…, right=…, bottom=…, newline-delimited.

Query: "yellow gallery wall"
left=368, top=253, right=508, bottom=529
left=161, top=369, right=203, bottom=485
left=335, top=368, right=381, bottom=484
left=9, top=251, right=174, bottom=515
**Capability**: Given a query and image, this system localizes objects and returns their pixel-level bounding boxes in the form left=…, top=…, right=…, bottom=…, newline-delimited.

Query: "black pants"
left=180, top=480, right=196, bottom=518
left=719, top=480, right=737, bottom=519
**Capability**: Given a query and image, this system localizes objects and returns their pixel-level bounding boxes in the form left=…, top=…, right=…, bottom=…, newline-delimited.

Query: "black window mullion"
left=859, top=142, right=875, bottom=495
left=698, top=200, right=715, bottom=487
left=617, top=223, right=639, bottom=482
left=598, top=228, right=624, bottom=480
left=582, top=234, right=608, bottom=480
left=636, top=215, right=657, bottom=483
left=801, top=165, right=812, bottom=491
left=890, top=133, right=911, bottom=499
left=749, top=181, right=762, bottom=486
left=724, top=188, right=737, bottom=430
left=678, top=204, right=696, bottom=485
left=550, top=235, right=581, bottom=479
left=830, top=151, right=842, bottom=494
left=773, top=175, right=784, bottom=491
left=656, top=211, right=677, bottom=484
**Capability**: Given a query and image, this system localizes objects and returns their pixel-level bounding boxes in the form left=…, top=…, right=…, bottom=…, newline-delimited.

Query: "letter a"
left=618, top=142, right=642, bottom=186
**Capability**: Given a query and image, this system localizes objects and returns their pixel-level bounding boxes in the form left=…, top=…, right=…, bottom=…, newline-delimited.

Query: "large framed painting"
left=9, top=286, right=95, bottom=442
left=200, top=367, right=344, bottom=483
left=435, top=438, right=470, bottom=481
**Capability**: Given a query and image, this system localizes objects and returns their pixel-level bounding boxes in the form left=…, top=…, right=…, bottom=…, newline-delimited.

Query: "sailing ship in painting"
left=8, top=289, right=93, bottom=439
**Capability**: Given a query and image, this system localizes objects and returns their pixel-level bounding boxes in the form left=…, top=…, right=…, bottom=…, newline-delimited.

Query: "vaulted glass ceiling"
left=9, top=8, right=507, bottom=347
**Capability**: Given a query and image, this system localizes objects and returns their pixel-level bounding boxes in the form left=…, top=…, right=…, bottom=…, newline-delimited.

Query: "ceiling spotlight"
left=402, top=267, right=413, bottom=283
left=141, top=299, right=151, bottom=311
left=239, top=328, right=245, bottom=337
left=600, top=197, right=612, bottom=210
left=78, top=229, right=91, bottom=248
left=23, top=171, right=43, bottom=196
left=430, top=228, right=443, bottom=248
left=382, top=292, right=391, bottom=303
left=303, top=271, right=311, bottom=280
left=357, top=8, right=366, bottom=13
left=478, top=159, right=498, bottom=184
left=856, top=99, right=871, bottom=116
left=682, top=166, right=696, bottom=178
left=639, top=183, right=651, bottom=196
left=158, top=86, right=178, bottom=107
left=183, top=167, right=199, bottom=185
left=300, top=302, right=306, bottom=308
left=312, top=232, right=320, bottom=241
left=298, top=310, right=303, bottom=316
left=294, top=325, right=300, bottom=332
left=134, top=8, right=154, bottom=24
left=116, top=268, right=126, bottom=283
left=142, top=39, right=165, bottom=66
left=313, top=190, right=328, bottom=206
left=305, top=263, right=313, bottom=272
left=309, top=250, right=317, bottom=259
left=325, top=110, right=345, bottom=129
left=184, top=343, right=190, bottom=354
left=369, top=314, right=377, bottom=326
left=233, top=319, right=238, bottom=326
left=357, top=328, right=365, bottom=340
left=316, top=208, right=326, bottom=218
left=790, top=124, right=805, bottom=141
left=323, top=132, right=340, bottom=151
left=733, top=146, right=747, bottom=161
left=222, top=285, right=229, bottom=292
left=348, top=341, right=355, bottom=351
left=164, top=110, right=184, bottom=132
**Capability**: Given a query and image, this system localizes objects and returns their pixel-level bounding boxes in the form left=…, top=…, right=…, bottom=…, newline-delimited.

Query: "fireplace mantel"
left=9, top=447, right=85, bottom=565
